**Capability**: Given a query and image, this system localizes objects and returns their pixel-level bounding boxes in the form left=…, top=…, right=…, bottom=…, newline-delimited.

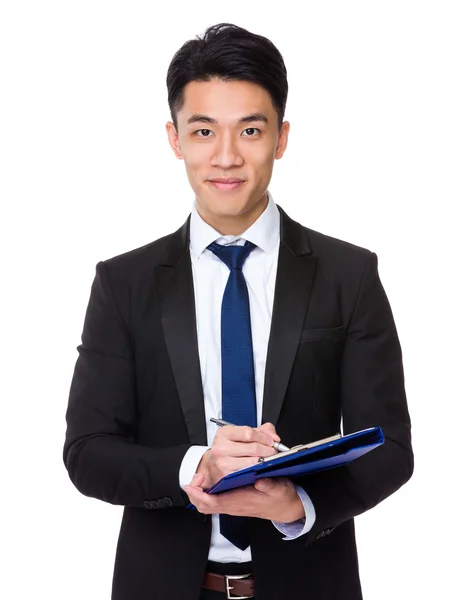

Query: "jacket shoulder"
left=98, top=215, right=189, bottom=282
left=102, top=233, right=173, bottom=271
left=302, top=225, right=374, bottom=270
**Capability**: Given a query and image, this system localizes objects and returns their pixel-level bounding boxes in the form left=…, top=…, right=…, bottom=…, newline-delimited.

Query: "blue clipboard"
left=206, top=426, right=384, bottom=494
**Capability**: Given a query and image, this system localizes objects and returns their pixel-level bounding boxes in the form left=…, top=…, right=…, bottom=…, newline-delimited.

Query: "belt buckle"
left=225, top=573, right=253, bottom=599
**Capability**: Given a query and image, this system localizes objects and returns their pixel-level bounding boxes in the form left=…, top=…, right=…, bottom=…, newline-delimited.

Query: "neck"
left=196, top=193, right=269, bottom=236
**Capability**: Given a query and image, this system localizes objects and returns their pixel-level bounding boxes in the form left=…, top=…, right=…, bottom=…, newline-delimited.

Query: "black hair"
left=166, top=23, right=288, bottom=130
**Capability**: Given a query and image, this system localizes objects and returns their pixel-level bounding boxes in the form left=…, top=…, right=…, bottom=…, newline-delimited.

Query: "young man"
left=63, top=23, right=413, bottom=600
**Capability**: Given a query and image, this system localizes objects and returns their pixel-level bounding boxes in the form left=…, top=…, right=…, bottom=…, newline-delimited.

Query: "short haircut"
left=166, top=23, right=288, bottom=129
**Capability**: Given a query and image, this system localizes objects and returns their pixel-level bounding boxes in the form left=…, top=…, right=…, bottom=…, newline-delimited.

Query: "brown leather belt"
left=203, top=571, right=254, bottom=599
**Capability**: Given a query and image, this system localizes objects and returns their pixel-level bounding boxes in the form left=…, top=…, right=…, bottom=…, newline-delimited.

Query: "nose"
left=210, top=132, right=244, bottom=169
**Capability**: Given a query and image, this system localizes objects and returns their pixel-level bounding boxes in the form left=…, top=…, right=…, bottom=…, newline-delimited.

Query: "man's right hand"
left=196, top=422, right=281, bottom=489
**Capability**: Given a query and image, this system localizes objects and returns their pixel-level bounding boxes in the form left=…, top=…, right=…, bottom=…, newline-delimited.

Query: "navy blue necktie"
left=208, top=240, right=257, bottom=550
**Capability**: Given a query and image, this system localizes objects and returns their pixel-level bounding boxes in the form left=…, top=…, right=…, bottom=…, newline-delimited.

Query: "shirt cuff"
left=272, top=484, right=316, bottom=540
left=179, top=445, right=209, bottom=489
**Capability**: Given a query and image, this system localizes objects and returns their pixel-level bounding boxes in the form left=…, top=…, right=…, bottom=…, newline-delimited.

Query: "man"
left=63, top=22, right=413, bottom=600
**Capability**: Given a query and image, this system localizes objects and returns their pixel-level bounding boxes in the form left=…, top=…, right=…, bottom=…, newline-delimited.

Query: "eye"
left=242, top=128, right=260, bottom=136
left=195, top=129, right=213, bottom=137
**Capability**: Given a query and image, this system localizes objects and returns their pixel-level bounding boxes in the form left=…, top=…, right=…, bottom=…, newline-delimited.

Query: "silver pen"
left=210, top=417, right=290, bottom=452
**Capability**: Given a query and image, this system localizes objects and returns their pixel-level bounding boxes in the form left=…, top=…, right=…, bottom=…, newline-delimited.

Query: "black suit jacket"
left=64, top=206, right=413, bottom=600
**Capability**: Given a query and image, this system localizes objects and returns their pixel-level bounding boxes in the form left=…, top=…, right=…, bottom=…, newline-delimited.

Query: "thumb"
left=191, top=472, right=205, bottom=486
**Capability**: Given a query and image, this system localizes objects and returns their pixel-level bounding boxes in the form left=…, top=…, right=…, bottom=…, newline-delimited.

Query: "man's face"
left=166, top=79, right=289, bottom=232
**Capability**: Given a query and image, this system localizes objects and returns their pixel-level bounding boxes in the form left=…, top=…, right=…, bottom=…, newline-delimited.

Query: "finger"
left=200, top=487, right=257, bottom=516
left=257, top=422, right=281, bottom=442
left=207, top=485, right=284, bottom=518
left=214, top=440, right=277, bottom=459
left=217, top=425, right=275, bottom=447
left=206, top=455, right=273, bottom=479
left=254, top=478, right=276, bottom=493
left=229, top=455, right=275, bottom=470
left=254, top=477, right=291, bottom=496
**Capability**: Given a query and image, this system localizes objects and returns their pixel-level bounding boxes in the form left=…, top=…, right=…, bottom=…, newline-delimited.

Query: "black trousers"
left=199, top=560, right=254, bottom=600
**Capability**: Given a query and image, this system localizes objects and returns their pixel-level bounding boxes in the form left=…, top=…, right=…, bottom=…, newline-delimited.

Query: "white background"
left=1, top=1, right=475, bottom=598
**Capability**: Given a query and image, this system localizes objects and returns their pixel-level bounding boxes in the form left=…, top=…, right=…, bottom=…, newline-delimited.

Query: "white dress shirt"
left=179, top=192, right=316, bottom=563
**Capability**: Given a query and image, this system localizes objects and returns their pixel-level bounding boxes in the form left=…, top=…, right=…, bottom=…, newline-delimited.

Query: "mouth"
left=208, top=179, right=245, bottom=191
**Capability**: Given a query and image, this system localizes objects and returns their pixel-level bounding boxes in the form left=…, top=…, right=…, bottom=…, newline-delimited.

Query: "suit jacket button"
left=143, top=501, right=151, bottom=509
left=150, top=500, right=160, bottom=509
left=164, top=497, right=173, bottom=507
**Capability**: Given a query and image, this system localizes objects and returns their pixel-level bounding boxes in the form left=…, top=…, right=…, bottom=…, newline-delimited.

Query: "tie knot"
left=207, top=240, right=256, bottom=271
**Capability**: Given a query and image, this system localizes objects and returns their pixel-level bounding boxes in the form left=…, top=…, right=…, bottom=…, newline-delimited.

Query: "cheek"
left=250, top=145, right=276, bottom=168
left=183, top=150, right=205, bottom=171
left=250, top=158, right=275, bottom=185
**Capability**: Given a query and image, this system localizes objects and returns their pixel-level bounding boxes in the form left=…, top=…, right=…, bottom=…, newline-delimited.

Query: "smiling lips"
left=208, top=178, right=245, bottom=191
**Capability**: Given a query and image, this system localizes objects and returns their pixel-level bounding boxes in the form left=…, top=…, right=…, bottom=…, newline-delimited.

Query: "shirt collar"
left=190, top=191, right=280, bottom=258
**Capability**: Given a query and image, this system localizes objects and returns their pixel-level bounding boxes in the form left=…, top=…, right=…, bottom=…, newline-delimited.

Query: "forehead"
left=179, top=79, right=276, bottom=123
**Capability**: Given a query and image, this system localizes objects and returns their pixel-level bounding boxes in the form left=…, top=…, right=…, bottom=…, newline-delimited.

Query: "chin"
left=210, top=201, right=254, bottom=217
left=199, top=193, right=249, bottom=212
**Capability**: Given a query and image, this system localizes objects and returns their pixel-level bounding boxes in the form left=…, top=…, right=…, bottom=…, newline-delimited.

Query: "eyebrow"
left=187, top=112, right=269, bottom=126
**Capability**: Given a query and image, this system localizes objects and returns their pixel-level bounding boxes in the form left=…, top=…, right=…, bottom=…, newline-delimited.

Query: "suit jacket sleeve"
left=63, top=261, right=190, bottom=508
left=298, top=252, right=414, bottom=544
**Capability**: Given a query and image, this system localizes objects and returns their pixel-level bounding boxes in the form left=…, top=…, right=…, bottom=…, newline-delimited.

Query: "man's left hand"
left=184, top=473, right=305, bottom=523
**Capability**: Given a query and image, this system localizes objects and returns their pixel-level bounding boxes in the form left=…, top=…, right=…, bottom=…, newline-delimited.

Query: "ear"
left=166, top=121, right=183, bottom=159
left=275, top=121, right=290, bottom=159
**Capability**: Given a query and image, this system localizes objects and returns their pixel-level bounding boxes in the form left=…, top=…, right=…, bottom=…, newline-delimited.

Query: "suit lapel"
left=154, top=217, right=207, bottom=446
left=262, top=207, right=318, bottom=426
